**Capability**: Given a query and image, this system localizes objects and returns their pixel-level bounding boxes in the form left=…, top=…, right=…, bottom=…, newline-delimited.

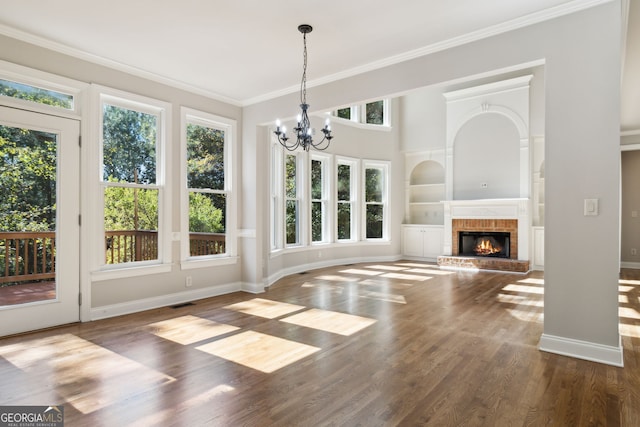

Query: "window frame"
left=310, top=152, right=332, bottom=245
left=362, top=160, right=390, bottom=241
left=332, top=99, right=391, bottom=129
left=336, top=156, right=359, bottom=243
left=180, top=107, right=237, bottom=269
left=284, top=151, right=306, bottom=248
left=0, top=60, right=84, bottom=118
left=91, top=85, right=172, bottom=280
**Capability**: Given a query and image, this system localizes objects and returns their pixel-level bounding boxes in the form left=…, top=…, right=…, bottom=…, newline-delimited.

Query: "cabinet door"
left=403, top=227, right=424, bottom=257
left=423, top=228, right=444, bottom=258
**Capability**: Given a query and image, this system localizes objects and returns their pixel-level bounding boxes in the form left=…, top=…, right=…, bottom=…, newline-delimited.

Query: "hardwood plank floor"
left=0, top=261, right=639, bottom=426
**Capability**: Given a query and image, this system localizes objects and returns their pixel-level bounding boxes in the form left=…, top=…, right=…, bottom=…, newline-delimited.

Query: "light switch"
left=633, top=211, right=638, bottom=218
left=584, top=198, right=599, bottom=216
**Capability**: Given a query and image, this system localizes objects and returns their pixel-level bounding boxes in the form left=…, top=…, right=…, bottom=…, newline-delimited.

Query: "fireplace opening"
left=458, top=231, right=510, bottom=258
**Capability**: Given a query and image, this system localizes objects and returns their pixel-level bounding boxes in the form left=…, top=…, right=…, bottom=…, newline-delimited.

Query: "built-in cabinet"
left=532, top=226, right=544, bottom=270
left=402, top=225, right=444, bottom=259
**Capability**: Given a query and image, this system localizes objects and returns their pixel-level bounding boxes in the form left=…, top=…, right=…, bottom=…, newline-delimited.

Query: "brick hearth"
left=451, top=218, right=518, bottom=259
left=437, top=255, right=530, bottom=273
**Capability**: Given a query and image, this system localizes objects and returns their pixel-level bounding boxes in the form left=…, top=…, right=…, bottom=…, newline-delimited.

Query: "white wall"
left=0, top=34, right=245, bottom=317
left=244, top=1, right=622, bottom=365
left=452, top=114, right=520, bottom=200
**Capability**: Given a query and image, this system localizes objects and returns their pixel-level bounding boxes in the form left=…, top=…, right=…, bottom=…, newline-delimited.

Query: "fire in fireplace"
left=459, top=231, right=510, bottom=258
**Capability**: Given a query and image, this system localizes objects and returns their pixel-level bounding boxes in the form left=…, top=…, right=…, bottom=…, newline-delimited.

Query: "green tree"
left=0, top=127, right=56, bottom=232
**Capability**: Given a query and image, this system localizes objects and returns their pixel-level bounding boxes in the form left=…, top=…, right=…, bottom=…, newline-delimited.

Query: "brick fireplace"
left=438, top=199, right=530, bottom=272
left=452, top=219, right=518, bottom=258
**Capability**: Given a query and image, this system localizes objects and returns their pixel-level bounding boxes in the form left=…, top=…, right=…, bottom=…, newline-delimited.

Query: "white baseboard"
left=90, top=282, right=242, bottom=321
left=266, top=254, right=403, bottom=288
left=241, top=281, right=265, bottom=294
left=539, top=333, right=623, bottom=367
left=620, top=261, right=640, bottom=270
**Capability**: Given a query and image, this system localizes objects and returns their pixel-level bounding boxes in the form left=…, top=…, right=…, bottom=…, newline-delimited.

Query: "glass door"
left=0, top=106, right=80, bottom=335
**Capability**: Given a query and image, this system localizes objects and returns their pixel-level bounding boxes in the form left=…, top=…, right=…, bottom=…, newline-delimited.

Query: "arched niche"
left=452, top=113, right=520, bottom=200
left=444, top=75, right=532, bottom=200
left=410, top=160, right=444, bottom=185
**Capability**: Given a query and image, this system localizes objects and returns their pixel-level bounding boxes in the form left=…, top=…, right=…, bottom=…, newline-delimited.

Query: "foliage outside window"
left=186, top=121, right=227, bottom=257
left=365, top=100, right=385, bottom=125
left=271, top=143, right=283, bottom=250
left=337, top=160, right=356, bottom=241
left=102, top=101, right=161, bottom=265
left=0, top=126, right=57, bottom=285
left=311, top=156, right=329, bottom=243
left=0, top=79, right=73, bottom=110
left=364, top=163, right=388, bottom=239
left=336, top=107, right=352, bottom=120
left=333, top=100, right=388, bottom=126
left=285, top=154, right=301, bottom=245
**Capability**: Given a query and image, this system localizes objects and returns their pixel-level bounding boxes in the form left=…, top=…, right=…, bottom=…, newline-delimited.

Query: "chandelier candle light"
left=274, top=24, right=334, bottom=151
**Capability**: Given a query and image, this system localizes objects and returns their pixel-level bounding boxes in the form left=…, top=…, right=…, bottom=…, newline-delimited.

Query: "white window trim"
left=88, top=84, right=172, bottom=280
left=0, top=60, right=85, bottom=118
left=336, top=156, right=360, bottom=243
left=179, top=107, right=237, bottom=269
left=332, top=99, right=392, bottom=130
left=271, top=139, right=284, bottom=251
left=310, top=152, right=332, bottom=245
left=362, top=160, right=390, bottom=241
left=284, top=151, right=306, bottom=248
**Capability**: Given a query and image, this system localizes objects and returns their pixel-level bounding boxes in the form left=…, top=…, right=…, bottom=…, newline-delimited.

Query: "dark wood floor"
left=1, top=261, right=639, bottom=426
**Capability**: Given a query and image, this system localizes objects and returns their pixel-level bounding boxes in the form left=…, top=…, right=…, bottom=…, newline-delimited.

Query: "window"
left=363, top=162, right=389, bottom=239
left=332, top=100, right=389, bottom=127
left=336, top=157, right=358, bottom=241
left=182, top=108, right=234, bottom=260
left=271, top=143, right=283, bottom=251
left=285, top=153, right=303, bottom=246
left=0, top=79, right=74, bottom=110
left=365, top=100, right=385, bottom=125
left=100, top=92, right=170, bottom=267
left=311, top=153, right=330, bottom=243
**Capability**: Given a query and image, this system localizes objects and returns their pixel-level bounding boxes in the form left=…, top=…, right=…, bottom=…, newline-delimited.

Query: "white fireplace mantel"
left=443, top=198, right=530, bottom=261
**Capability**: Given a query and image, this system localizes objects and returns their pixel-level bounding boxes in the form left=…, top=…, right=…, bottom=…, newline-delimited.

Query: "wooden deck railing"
left=0, top=232, right=56, bottom=284
left=0, top=230, right=227, bottom=283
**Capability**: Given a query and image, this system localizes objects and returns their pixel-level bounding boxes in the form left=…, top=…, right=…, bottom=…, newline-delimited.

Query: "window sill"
left=180, top=255, right=239, bottom=270
left=91, top=263, right=173, bottom=282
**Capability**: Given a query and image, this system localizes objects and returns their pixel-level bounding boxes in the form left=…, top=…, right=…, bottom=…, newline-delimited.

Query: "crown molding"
left=0, top=0, right=613, bottom=108
left=0, top=23, right=243, bottom=107
left=244, top=0, right=614, bottom=106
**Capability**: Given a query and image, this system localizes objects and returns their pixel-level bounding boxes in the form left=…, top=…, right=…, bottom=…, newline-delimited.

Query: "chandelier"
left=274, top=24, right=334, bottom=151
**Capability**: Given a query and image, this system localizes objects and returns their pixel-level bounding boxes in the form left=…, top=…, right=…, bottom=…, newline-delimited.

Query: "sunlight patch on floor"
left=497, top=293, right=544, bottom=307
left=339, top=268, right=384, bottom=276
left=502, top=284, right=545, bottom=295
left=364, top=265, right=408, bottom=271
left=301, top=282, right=344, bottom=294
left=619, top=279, right=640, bottom=286
left=148, top=315, right=239, bottom=345
left=381, top=272, right=432, bottom=282
left=619, top=306, right=640, bottom=320
left=314, top=274, right=360, bottom=282
left=358, top=279, right=414, bottom=289
left=133, top=384, right=237, bottom=425
left=360, top=291, right=407, bottom=304
left=196, top=331, right=319, bottom=373
left=281, top=308, right=377, bottom=336
left=404, top=268, right=455, bottom=276
left=0, top=333, right=174, bottom=414
left=223, top=298, right=305, bottom=319
left=394, top=263, right=439, bottom=269
left=518, top=278, right=545, bottom=285
left=619, top=285, right=636, bottom=293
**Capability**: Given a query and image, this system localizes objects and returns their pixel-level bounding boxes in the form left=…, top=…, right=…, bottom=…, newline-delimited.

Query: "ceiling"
left=0, top=0, right=637, bottom=130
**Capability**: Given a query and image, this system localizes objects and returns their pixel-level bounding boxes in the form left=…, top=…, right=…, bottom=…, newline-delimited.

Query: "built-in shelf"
left=407, top=159, right=445, bottom=225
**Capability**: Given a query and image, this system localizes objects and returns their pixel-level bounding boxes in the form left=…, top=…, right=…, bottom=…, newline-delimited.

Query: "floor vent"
left=171, top=302, right=195, bottom=309
left=299, top=271, right=308, bottom=275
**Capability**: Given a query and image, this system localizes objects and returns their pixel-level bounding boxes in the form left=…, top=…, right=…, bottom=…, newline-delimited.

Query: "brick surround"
left=452, top=219, right=518, bottom=259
